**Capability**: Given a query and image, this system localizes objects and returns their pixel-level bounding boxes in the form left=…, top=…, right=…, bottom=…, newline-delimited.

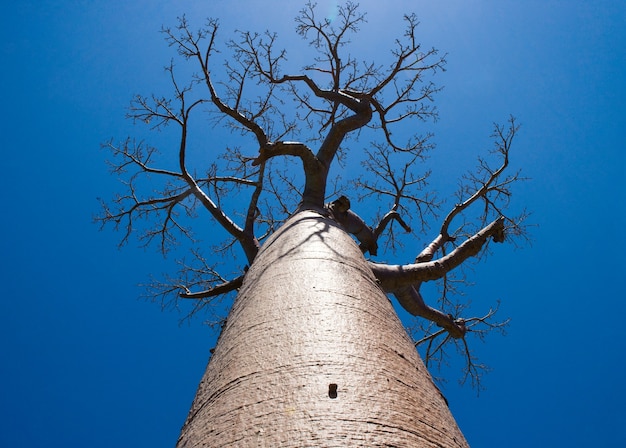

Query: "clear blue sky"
left=1, top=1, right=625, bottom=446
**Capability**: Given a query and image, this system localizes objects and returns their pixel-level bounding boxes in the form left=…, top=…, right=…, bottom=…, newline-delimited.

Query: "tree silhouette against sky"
left=98, top=2, right=528, bottom=445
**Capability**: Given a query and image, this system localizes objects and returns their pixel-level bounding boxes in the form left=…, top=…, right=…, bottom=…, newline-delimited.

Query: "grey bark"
left=176, top=210, right=468, bottom=447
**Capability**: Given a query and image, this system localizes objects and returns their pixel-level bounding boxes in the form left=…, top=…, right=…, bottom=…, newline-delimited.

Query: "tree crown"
left=97, top=2, right=530, bottom=389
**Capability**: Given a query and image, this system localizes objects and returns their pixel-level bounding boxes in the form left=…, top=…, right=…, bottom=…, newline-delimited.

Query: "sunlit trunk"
left=176, top=210, right=468, bottom=447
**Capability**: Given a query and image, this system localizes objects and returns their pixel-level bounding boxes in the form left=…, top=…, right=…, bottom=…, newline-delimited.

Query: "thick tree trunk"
left=176, top=210, right=469, bottom=447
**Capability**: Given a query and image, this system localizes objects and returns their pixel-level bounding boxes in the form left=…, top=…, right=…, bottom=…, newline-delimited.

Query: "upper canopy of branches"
left=96, top=2, right=530, bottom=389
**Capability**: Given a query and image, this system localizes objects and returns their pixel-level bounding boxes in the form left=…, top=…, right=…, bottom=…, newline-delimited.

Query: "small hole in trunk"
left=328, top=383, right=338, bottom=399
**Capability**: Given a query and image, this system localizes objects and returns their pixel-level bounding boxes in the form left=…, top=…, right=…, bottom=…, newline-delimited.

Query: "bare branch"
left=393, top=284, right=466, bottom=338
left=180, top=274, right=245, bottom=299
left=356, top=143, right=439, bottom=240
left=163, top=17, right=272, bottom=147
left=252, top=141, right=317, bottom=168
left=416, top=117, right=525, bottom=265
left=370, top=216, right=505, bottom=290
left=412, top=301, right=509, bottom=391
left=442, top=117, right=520, bottom=236
left=373, top=210, right=412, bottom=238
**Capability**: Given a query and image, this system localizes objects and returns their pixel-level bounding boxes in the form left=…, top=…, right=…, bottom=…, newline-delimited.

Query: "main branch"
left=371, top=216, right=505, bottom=290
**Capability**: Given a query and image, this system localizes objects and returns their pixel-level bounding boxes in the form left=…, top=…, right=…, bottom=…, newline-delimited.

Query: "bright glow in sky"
left=1, top=1, right=625, bottom=447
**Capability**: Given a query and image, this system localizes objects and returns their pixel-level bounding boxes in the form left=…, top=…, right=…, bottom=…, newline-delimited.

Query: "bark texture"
left=176, top=210, right=469, bottom=447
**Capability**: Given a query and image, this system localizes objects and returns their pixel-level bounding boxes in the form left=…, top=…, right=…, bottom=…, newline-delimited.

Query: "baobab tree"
left=98, top=3, right=528, bottom=446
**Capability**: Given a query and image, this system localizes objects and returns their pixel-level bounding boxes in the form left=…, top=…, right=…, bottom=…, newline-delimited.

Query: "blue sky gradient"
left=1, top=1, right=625, bottom=446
